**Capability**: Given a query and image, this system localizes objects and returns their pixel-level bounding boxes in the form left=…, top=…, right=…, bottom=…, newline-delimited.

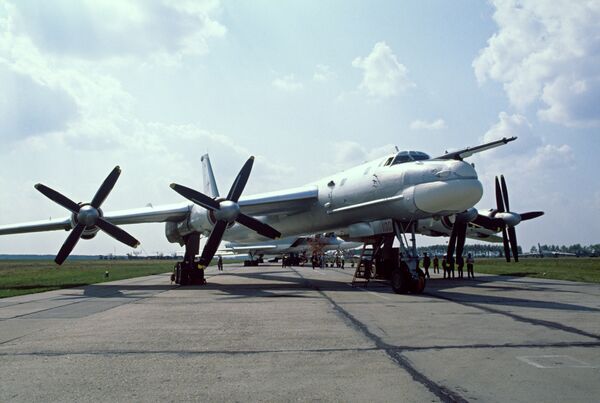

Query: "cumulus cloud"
left=272, top=74, right=303, bottom=92
left=473, top=1, right=600, bottom=127
left=0, top=65, right=78, bottom=139
left=475, top=112, right=574, bottom=179
left=6, top=0, right=226, bottom=62
left=328, top=141, right=395, bottom=172
left=409, top=119, right=447, bottom=130
left=313, top=64, right=335, bottom=82
left=352, top=41, right=415, bottom=98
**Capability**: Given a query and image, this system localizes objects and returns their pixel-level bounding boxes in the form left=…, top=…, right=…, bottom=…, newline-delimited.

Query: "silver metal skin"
left=77, top=205, right=100, bottom=227
left=495, top=212, right=522, bottom=227
left=215, top=200, right=241, bottom=223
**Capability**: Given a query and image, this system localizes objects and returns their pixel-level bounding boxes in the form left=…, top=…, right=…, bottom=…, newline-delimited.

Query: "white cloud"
left=473, top=1, right=600, bottom=127
left=328, top=141, right=395, bottom=172
left=475, top=112, right=573, bottom=179
left=272, top=74, right=303, bottom=92
left=352, top=41, right=415, bottom=98
left=0, top=65, right=78, bottom=139
left=409, top=119, right=447, bottom=130
left=6, top=0, right=226, bottom=63
left=313, top=64, right=335, bottom=82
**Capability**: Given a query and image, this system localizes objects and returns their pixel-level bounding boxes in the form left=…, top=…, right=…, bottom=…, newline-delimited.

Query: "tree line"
left=417, top=243, right=600, bottom=257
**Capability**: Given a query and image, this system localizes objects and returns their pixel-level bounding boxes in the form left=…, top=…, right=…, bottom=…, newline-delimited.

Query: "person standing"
left=467, top=253, right=475, bottom=279
left=442, top=255, right=448, bottom=279
left=422, top=252, right=431, bottom=279
left=448, top=256, right=455, bottom=279
left=433, top=255, right=439, bottom=274
left=457, top=255, right=464, bottom=279
left=217, top=255, right=223, bottom=271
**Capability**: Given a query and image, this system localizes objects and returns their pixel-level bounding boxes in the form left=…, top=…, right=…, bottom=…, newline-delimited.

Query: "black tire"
left=391, top=262, right=410, bottom=294
left=411, top=268, right=426, bottom=294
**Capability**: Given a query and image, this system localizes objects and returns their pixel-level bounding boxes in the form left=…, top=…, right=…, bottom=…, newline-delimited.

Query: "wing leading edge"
left=0, top=203, right=191, bottom=236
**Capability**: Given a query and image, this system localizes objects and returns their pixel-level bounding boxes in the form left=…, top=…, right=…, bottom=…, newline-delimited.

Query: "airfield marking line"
left=517, top=355, right=596, bottom=369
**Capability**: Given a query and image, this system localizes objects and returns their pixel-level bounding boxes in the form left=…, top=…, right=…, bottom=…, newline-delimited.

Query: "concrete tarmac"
left=1, top=264, right=599, bottom=402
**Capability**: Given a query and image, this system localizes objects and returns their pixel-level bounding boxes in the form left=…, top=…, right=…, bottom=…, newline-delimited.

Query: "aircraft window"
left=391, top=151, right=411, bottom=165
left=384, top=157, right=394, bottom=166
left=410, top=151, right=430, bottom=161
left=390, top=151, right=430, bottom=166
left=340, top=178, right=347, bottom=186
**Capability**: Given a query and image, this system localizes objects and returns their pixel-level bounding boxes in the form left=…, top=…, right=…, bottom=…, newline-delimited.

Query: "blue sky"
left=0, top=0, right=599, bottom=255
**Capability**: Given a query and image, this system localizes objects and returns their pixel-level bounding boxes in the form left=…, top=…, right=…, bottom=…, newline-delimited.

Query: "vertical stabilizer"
left=201, top=154, right=220, bottom=198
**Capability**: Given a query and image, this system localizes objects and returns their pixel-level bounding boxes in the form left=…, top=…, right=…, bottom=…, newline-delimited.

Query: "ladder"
left=352, top=240, right=381, bottom=287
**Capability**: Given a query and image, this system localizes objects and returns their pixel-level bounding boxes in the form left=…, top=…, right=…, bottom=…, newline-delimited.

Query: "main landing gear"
left=352, top=221, right=425, bottom=294
left=173, top=233, right=206, bottom=286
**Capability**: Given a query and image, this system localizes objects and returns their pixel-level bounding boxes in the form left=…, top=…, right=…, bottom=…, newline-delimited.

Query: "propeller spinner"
left=492, top=175, right=543, bottom=262
left=170, top=156, right=281, bottom=268
left=35, top=166, right=140, bottom=265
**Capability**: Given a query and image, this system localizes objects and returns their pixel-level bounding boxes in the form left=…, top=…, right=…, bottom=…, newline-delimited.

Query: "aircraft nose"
left=413, top=162, right=482, bottom=214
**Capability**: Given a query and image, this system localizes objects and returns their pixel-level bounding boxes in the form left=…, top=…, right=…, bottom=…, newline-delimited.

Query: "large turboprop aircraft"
left=0, top=137, right=539, bottom=291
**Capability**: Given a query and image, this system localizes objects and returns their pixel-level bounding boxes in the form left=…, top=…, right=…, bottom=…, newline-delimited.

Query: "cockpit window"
left=390, top=151, right=430, bottom=166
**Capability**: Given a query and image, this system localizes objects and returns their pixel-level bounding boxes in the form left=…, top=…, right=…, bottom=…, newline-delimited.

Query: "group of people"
left=421, top=252, right=475, bottom=279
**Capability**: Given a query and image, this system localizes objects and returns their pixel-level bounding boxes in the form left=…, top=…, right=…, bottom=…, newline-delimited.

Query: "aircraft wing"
left=0, top=203, right=190, bottom=235
left=238, top=185, right=318, bottom=215
left=434, top=136, right=516, bottom=161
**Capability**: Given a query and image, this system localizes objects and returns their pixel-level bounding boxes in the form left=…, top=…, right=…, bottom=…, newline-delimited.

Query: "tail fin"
left=200, top=154, right=220, bottom=198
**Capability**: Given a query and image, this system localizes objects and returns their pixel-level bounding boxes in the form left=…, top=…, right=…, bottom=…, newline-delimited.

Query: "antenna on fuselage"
left=394, top=146, right=399, bottom=152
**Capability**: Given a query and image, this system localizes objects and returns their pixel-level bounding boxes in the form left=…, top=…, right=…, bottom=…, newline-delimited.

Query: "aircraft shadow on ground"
left=44, top=267, right=599, bottom=314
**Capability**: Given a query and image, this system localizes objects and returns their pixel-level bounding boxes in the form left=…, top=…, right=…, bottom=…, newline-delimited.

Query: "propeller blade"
left=91, top=166, right=121, bottom=209
left=55, top=223, right=86, bottom=265
left=236, top=213, right=281, bottom=239
left=35, top=184, right=81, bottom=213
left=227, top=156, right=254, bottom=202
left=507, top=226, right=519, bottom=262
left=455, top=219, right=468, bottom=259
left=500, top=175, right=510, bottom=212
left=520, top=211, right=544, bottom=221
left=495, top=176, right=505, bottom=213
left=96, top=218, right=140, bottom=248
left=199, top=220, right=227, bottom=267
left=446, top=222, right=458, bottom=261
left=472, top=214, right=504, bottom=230
left=501, top=227, right=510, bottom=262
left=170, top=184, right=220, bottom=211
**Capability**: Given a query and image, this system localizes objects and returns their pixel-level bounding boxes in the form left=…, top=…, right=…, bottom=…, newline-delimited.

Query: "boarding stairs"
left=352, top=240, right=382, bottom=287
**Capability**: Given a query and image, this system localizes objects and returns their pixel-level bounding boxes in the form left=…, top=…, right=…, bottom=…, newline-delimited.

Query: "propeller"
left=446, top=211, right=470, bottom=267
left=491, top=175, right=544, bottom=262
left=171, top=156, right=281, bottom=268
left=35, top=166, right=140, bottom=265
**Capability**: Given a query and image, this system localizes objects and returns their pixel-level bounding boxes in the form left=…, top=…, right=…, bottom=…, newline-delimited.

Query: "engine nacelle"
left=165, top=205, right=215, bottom=245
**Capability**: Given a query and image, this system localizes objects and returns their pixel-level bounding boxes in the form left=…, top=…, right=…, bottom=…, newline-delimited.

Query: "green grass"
left=2, top=257, right=599, bottom=299
left=0, top=260, right=174, bottom=298
left=475, top=257, right=600, bottom=283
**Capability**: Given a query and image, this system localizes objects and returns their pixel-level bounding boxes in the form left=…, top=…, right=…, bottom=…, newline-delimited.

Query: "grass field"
left=475, top=257, right=600, bottom=283
left=1, top=257, right=599, bottom=299
left=0, top=260, right=174, bottom=298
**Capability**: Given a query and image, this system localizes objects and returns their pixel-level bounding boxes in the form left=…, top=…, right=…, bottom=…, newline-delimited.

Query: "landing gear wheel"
left=411, top=268, right=426, bottom=294
left=391, top=262, right=410, bottom=294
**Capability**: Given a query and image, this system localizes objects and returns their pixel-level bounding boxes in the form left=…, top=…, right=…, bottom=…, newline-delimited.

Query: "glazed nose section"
left=414, top=161, right=482, bottom=214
